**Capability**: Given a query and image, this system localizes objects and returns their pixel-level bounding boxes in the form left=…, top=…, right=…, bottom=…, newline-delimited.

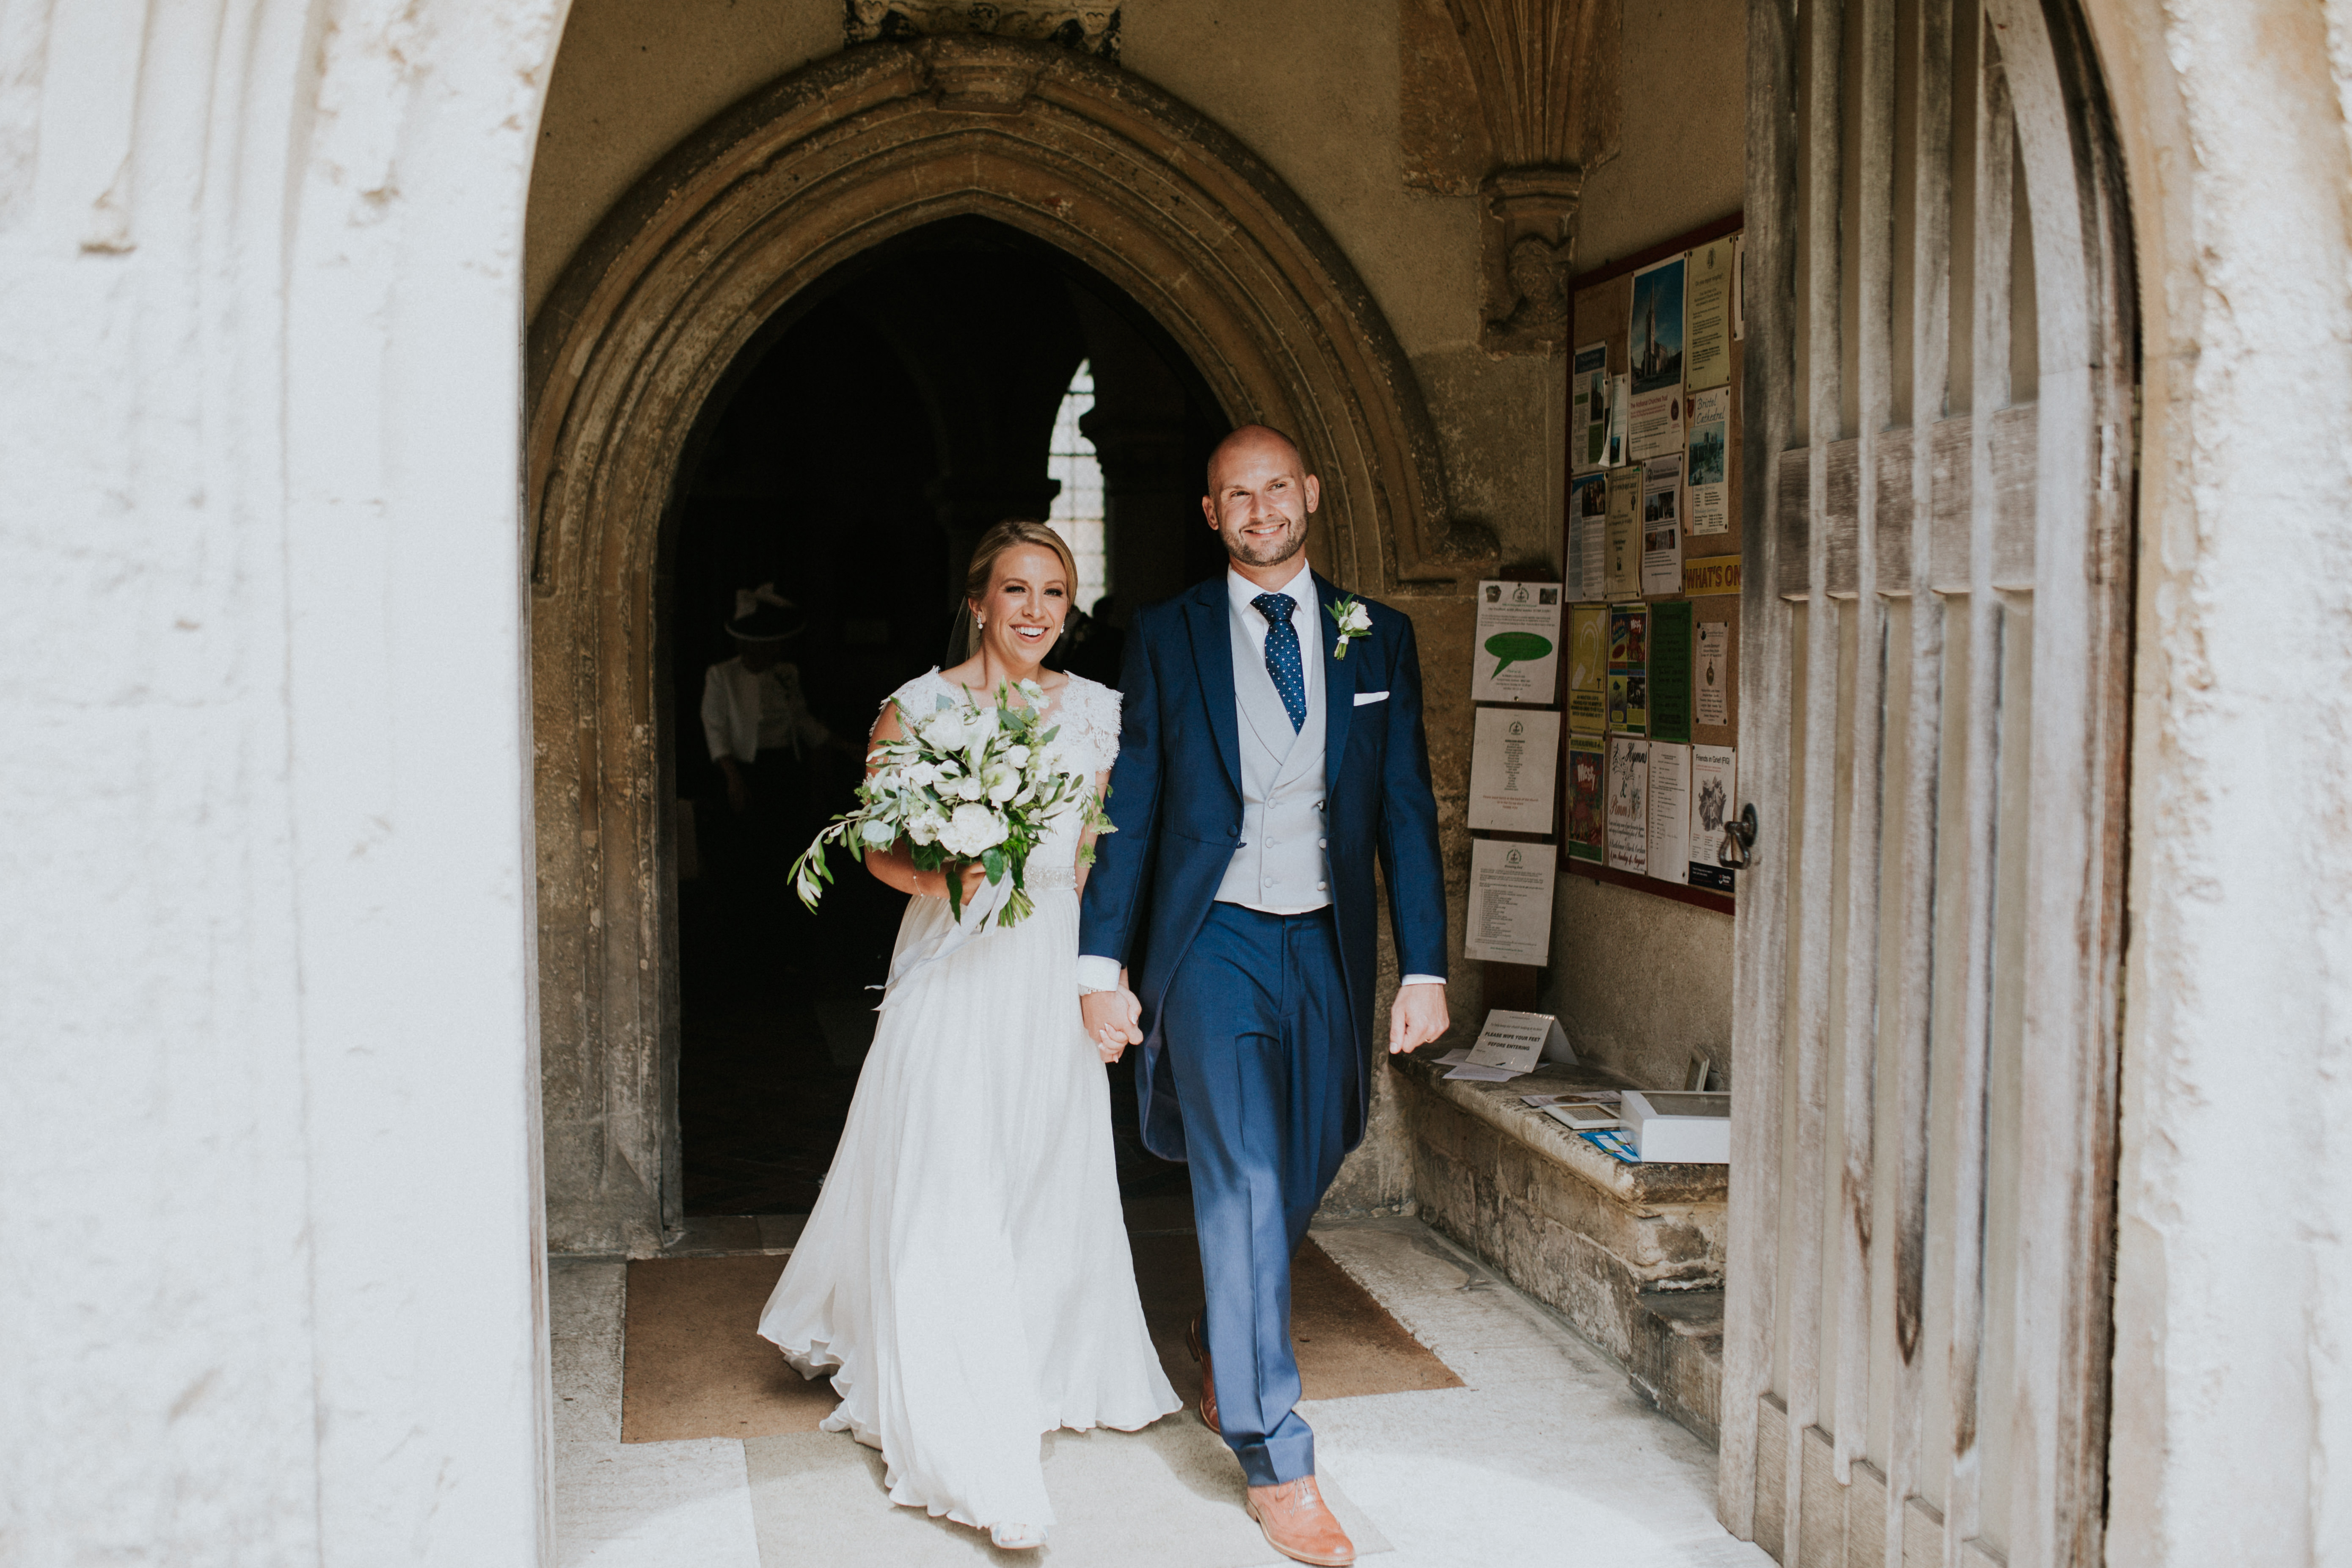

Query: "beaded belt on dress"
left=1026, top=862, right=1077, bottom=892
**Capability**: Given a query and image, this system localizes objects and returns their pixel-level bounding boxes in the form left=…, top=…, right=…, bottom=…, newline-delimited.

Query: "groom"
left=1078, top=425, right=1449, bottom=1567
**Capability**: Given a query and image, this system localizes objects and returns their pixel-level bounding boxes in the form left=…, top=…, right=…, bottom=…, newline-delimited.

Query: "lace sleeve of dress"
left=1059, top=677, right=1123, bottom=776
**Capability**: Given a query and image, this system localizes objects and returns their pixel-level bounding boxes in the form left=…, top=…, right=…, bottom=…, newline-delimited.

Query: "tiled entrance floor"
left=551, top=1216, right=1772, bottom=1567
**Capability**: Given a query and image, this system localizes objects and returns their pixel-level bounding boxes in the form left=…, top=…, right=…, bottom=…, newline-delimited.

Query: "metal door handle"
left=1719, top=802, right=1758, bottom=869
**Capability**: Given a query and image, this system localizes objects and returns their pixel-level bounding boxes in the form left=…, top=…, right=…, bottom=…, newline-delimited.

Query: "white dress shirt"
left=1077, top=557, right=1442, bottom=994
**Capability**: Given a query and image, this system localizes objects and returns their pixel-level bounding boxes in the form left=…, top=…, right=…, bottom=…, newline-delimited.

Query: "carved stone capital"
left=912, top=36, right=1048, bottom=113
left=1480, top=165, right=1582, bottom=356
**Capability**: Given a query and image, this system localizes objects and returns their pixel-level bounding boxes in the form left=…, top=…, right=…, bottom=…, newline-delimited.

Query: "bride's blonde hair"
left=950, top=519, right=1080, bottom=662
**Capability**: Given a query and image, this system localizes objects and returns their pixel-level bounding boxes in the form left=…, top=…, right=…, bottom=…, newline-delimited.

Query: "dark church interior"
left=666, top=217, right=1232, bottom=1217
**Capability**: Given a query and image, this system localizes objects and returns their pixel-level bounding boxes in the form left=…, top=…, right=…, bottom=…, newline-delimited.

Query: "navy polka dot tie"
left=1254, top=592, right=1307, bottom=732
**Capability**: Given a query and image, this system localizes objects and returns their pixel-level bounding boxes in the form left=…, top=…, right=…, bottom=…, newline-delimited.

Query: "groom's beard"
left=1219, top=515, right=1308, bottom=570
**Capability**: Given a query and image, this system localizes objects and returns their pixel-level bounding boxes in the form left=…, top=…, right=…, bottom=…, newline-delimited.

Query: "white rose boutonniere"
left=1327, top=594, right=1373, bottom=659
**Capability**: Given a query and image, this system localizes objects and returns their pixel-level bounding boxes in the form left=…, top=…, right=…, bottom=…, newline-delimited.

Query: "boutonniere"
left=1327, top=595, right=1372, bottom=659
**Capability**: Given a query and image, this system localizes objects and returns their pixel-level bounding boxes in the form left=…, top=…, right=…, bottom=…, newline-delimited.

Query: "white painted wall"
left=0, top=0, right=565, bottom=1560
left=2089, top=1, right=2352, bottom=1562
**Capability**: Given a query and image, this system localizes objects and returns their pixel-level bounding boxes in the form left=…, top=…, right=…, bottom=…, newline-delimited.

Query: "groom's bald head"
left=1204, top=424, right=1308, bottom=496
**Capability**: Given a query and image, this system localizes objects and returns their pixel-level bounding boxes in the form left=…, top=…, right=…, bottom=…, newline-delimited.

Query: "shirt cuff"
left=1399, top=974, right=1446, bottom=988
left=1076, top=955, right=1124, bottom=993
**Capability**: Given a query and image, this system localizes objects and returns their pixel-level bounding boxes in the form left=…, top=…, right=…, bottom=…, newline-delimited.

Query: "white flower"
left=938, top=803, right=1008, bottom=857
left=982, top=761, right=1019, bottom=802
left=859, top=816, right=898, bottom=847
left=920, top=709, right=969, bottom=750
left=955, top=775, right=985, bottom=802
left=906, top=807, right=947, bottom=846
left=901, top=760, right=940, bottom=788
left=1338, top=602, right=1372, bottom=635
left=1004, top=744, right=1031, bottom=768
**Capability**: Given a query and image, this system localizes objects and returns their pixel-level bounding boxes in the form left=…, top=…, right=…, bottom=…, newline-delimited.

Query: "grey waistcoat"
left=1217, top=603, right=1332, bottom=910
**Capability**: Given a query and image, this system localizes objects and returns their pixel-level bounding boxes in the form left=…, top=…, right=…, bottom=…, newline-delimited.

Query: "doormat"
left=621, top=1235, right=1459, bottom=1443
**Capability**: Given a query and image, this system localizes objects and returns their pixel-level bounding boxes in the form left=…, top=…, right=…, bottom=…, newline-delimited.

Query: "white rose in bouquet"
left=938, top=803, right=1008, bottom=858
left=981, top=761, right=1019, bottom=802
left=920, top=708, right=969, bottom=750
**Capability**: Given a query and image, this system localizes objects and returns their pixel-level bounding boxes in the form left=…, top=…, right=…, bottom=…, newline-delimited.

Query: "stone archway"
left=526, top=36, right=1494, bottom=1253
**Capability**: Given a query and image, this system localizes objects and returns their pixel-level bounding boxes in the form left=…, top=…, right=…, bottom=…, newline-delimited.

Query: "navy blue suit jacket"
left=1077, top=571, right=1448, bottom=1161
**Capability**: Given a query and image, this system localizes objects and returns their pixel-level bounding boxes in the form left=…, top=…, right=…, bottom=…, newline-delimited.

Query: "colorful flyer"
left=1608, top=602, right=1648, bottom=736
left=1649, top=599, right=1694, bottom=744
left=1567, top=604, right=1608, bottom=737
left=1606, top=736, right=1650, bottom=874
left=1627, top=254, right=1688, bottom=461
left=1605, top=465, right=1643, bottom=597
left=1566, top=738, right=1606, bottom=863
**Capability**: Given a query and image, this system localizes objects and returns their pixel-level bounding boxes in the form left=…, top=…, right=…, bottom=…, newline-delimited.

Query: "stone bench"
left=1390, top=1050, right=1727, bottom=1444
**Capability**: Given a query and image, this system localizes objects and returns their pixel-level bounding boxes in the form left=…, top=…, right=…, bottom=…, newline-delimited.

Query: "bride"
left=758, top=519, right=1180, bottom=1549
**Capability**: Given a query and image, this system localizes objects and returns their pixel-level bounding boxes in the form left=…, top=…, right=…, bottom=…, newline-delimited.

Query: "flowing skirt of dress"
left=757, top=882, right=1180, bottom=1529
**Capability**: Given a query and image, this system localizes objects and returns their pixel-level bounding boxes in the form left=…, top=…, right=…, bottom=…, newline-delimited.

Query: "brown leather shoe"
left=1185, top=1313, right=1220, bottom=1435
left=1245, top=1476, right=1355, bottom=1566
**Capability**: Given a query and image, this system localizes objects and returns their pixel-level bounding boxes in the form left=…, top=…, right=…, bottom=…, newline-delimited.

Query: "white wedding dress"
left=758, top=669, right=1180, bottom=1531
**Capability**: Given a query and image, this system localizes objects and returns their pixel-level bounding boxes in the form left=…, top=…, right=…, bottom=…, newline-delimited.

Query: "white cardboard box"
left=1620, top=1090, right=1731, bottom=1163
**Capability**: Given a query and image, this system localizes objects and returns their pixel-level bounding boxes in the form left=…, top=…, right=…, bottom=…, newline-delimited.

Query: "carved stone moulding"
left=1481, top=165, right=1583, bottom=356
left=847, top=0, right=1122, bottom=62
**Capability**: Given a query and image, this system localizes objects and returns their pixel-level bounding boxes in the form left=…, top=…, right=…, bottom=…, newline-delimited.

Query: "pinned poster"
left=1686, top=386, right=1731, bottom=535
left=1646, top=740, right=1691, bottom=886
left=1688, top=745, right=1738, bottom=893
left=1566, top=604, right=1607, bottom=736
left=1627, top=254, right=1688, bottom=461
left=1573, top=343, right=1610, bottom=473
left=1640, top=454, right=1684, bottom=596
left=1471, top=580, right=1564, bottom=703
left=1570, top=473, right=1608, bottom=600
left=1608, top=602, right=1648, bottom=736
left=1468, top=708, right=1561, bottom=832
left=1685, top=237, right=1736, bottom=393
left=1649, top=600, right=1694, bottom=745
left=1463, top=838, right=1556, bottom=966
left=1605, top=466, right=1644, bottom=598
left=1606, top=735, right=1650, bottom=874
left=1565, top=737, right=1606, bottom=863
left=1606, top=373, right=1630, bottom=468
left=1696, top=620, right=1732, bottom=727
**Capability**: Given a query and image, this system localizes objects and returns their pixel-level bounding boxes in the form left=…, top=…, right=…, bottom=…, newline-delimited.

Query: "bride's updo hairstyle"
left=950, top=518, right=1080, bottom=663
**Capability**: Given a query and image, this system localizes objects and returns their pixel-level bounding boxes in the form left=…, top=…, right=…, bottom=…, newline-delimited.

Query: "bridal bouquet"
left=790, top=679, right=1110, bottom=929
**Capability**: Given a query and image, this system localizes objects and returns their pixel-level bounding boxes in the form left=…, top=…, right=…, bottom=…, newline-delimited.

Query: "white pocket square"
left=1353, top=691, right=1390, bottom=706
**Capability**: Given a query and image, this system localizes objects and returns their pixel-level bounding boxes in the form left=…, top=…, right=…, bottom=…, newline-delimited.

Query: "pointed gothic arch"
left=523, top=36, right=1491, bottom=1251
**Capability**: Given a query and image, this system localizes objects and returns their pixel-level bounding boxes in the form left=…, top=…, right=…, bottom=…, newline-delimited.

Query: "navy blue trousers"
left=1159, top=902, right=1354, bottom=1486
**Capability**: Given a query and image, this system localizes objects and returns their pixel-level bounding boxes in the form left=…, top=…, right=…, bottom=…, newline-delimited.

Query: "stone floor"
left=551, top=1215, right=1772, bottom=1567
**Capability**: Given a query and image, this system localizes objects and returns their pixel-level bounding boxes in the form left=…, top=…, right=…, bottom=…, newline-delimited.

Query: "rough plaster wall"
left=0, top=0, right=562, bottom=1559
left=1548, top=876, right=1733, bottom=1089
left=1574, top=0, right=1746, bottom=272
left=1537, top=0, right=1743, bottom=1088
left=2086, top=1, right=2352, bottom=1560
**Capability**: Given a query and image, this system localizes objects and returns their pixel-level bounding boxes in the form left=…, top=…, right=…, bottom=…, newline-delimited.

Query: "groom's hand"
left=1082, top=985, right=1144, bottom=1058
left=1388, top=983, right=1449, bottom=1054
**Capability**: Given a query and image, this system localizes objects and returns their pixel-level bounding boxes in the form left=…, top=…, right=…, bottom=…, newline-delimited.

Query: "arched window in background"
left=1047, top=361, right=1108, bottom=614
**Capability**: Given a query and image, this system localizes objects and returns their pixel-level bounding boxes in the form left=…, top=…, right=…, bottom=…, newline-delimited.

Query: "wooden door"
left=1720, top=0, right=2134, bottom=1564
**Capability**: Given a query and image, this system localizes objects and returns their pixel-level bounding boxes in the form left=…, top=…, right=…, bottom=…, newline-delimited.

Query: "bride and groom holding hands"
left=758, top=424, right=1449, bottom=1563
